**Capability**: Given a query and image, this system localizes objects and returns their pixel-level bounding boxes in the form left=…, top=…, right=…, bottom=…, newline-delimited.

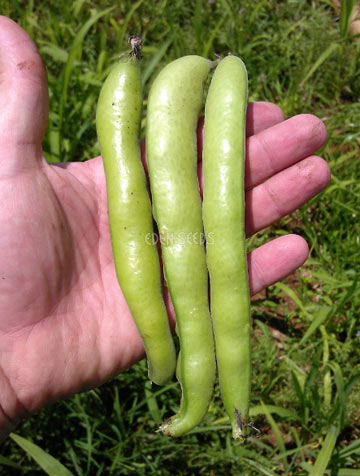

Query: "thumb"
left=0, top=16, right=49, bottom=168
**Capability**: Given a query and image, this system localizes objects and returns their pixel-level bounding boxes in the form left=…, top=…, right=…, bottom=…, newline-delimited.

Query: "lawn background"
left=0, top=1, right=359, bottom=474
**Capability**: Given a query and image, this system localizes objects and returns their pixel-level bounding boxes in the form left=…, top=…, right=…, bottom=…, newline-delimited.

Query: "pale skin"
left=0, top=16, right=330, bottom=441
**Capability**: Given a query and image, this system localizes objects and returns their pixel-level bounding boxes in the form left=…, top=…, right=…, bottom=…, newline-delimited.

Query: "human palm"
left=0, top=15, right=329, bottom=436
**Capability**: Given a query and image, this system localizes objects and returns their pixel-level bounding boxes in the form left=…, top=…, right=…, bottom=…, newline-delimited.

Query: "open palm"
left=0, top=16, right=329, bottom=438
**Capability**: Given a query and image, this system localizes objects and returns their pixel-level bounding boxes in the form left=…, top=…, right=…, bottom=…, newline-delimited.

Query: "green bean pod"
left=146, top=56, right=216, bottom=436
left=96, top=54, right=176, bottom=386
left=202, top=55, right=251, bottom=440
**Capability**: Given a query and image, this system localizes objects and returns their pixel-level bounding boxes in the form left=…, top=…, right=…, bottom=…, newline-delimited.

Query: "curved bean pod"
left=146, top=56, right=216, bottom=436
left=202, top=55, right=251, bottom=440
left=96, top=53, right=176, bottom=386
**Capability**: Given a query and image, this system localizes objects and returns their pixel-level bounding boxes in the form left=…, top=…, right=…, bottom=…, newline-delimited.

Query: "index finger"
left=245, top=113, right=327, bottom=189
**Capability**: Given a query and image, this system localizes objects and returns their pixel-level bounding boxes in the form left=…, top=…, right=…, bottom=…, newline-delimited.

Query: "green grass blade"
left=63, top=7, right=114, bottom=92
left=273, top=442, right=314, bottom=461
left=39, top=44, right=68, bottom=63
left=300, top=461, right=315, bottom=473
left=291, top=426, right=306, bottom=463
left=10, top=433, right=75, bottom=476
left=300, top=274, right=357, bottom=346
left=287, top=358, right=307, bottom=390
left=64, top=440, right=83, bottom=476
left=117, top=0, right=146, bottom=47
left=301, top=43, right=339, bottom=85
left=260, top=401, right=288, bottom=470
left=60, top=7, right=114, bottom=134
left=249, top=404, right=297, bottom=419
left=339, top=0, right=356, bottom=38
left=248, top=0, right=269, bottom=25
left=72, top=0, right=87, bottom=17
left=309, top=426, right=339, bottom=476
left=202, top=16, right=225, bottom=58
left=193, top=0, right=203, bottom=55
left=113, top=386, right=125, bottom=439
left=327, top=362, right=346, bottom=429
left=145, top=380, right=162, bottom=425
left=132, top=382, right=177, bottom=412
left=141, top=37, right=173, bottom=88
left=304, top=348, right=322, bottom=392
left=275, top=282, right=312, bottom=319
left=338, top=470, right=360, bottom=476
left=332, top=274, right=358, bottom=318
left=320, top=325, right=332, bottom=407
left=299, top=306, right=332, bottom=345
left=243, top=457, right=278, bottom=476
left=48, top=125, right=61, bottom=162
left=218, top=0, right=235, bottom=20
left=0, top=453, right=32, bottom=470
left=338, top=438, right=360, bottom=457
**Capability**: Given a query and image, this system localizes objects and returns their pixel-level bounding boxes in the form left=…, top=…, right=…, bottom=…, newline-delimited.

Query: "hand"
left=0, top=16, right=329, bottom=440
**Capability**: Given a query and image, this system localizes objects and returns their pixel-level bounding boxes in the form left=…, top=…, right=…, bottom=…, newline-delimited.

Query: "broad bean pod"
left=96, top=52, right=176, bottom=386
left=146, top=56, right=216, bottom=436
left=202, top=55, right=251, bottom=440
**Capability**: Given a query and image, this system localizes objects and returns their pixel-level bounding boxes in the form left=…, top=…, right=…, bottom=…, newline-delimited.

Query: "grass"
left=1, top=0, right=360, bottom=474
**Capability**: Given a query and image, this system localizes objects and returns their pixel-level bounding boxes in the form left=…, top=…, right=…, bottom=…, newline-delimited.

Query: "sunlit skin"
left=0, top=15, right=329, bottom=441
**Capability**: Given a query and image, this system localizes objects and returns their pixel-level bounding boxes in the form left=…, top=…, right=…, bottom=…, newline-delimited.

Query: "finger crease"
left=263, top=180, right=285, bottom=219
left=256, top=132, right=277, bottom=179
